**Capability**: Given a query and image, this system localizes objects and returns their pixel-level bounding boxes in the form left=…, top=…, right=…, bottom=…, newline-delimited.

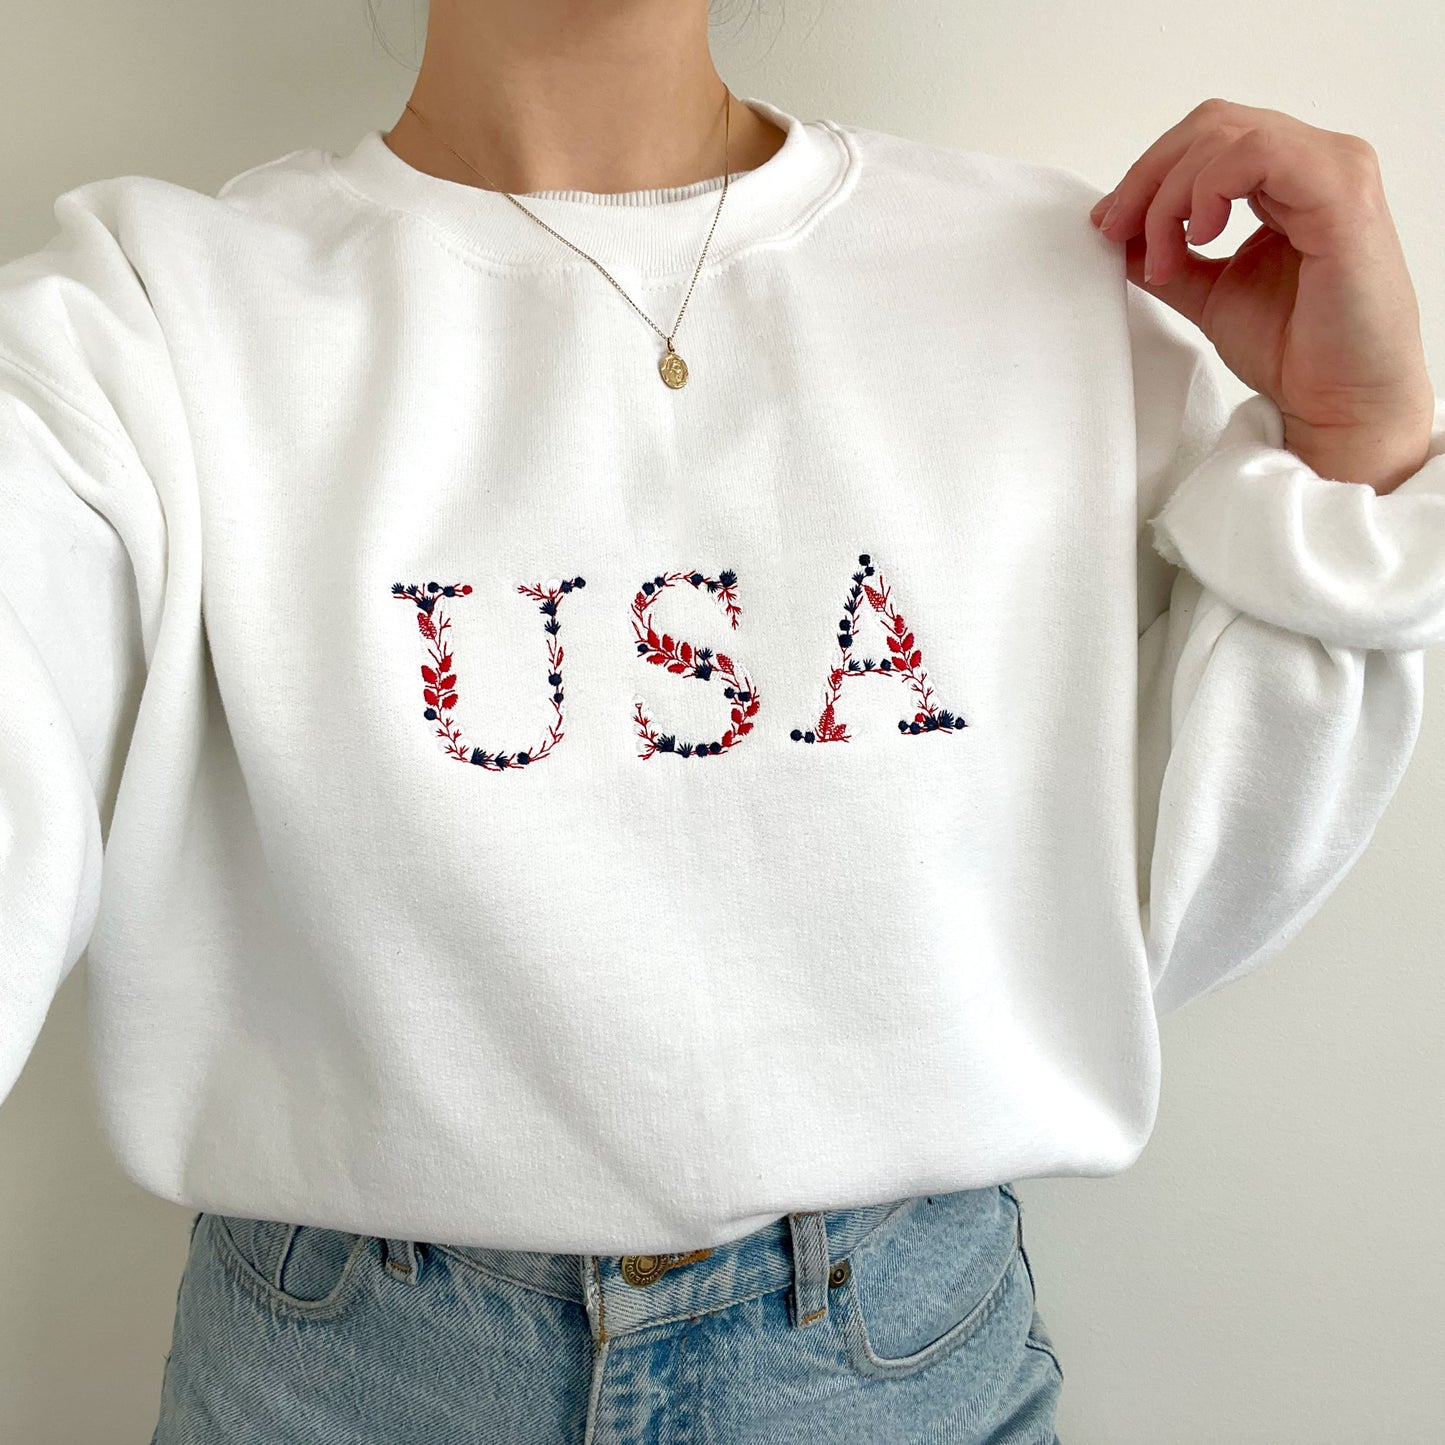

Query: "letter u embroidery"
left=790, top=554, right=966, bottom=744
left=390, top=576, right=585, bottom=768
left=630, top=568, right=759, bottom=760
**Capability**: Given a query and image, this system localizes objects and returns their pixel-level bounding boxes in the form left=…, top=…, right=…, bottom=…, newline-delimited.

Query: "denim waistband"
left=413, top=1199, right=908, bottom=1343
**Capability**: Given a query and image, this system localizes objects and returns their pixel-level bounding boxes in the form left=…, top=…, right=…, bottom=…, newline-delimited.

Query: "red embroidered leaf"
left=886, top=635, right=903, bottom=653
left=901, top=633, right=914, bottom=652
left=680, top=641, right=693, bottom=664
left=555, top=648, right=564, bottom=666
left=662, top=633, right=674, bottom=653
left=441, top=693, right=458, bottom=710
left=909, top=651, right=922, bottom=668
left=731, top=708, right=743, bottom=725
left=863, top=585, right=885, bottom=610
left=647, top=653, right=668, bottom=666
left=893, top=615, right=907, bottom=634
left=422, top=665, right=438, bottom=684
left=737, top=722, right=753, bottom=736
left=439, top=674, right=456, bottom=690
left=438, top=653, right=452, bottom=672
left=745, top=700, right=760, bottom=716
left=666, top=663, right=688, bottom=675
left=424, top=689, right=439, bottom=706
left=647, top=627, right=660, bottom=649
left=721, top=731, right=735, bottom=746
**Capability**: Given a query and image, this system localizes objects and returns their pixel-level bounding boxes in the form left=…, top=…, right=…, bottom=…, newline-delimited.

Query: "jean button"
left=621, top=1255, right=665, bottom=1287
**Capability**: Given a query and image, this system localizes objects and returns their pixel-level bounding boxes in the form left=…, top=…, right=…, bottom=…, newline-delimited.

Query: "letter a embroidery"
left=391, top=576, right=585, bottom=769
left=791, top=554, right=966, bottom=744
left=631, top=569, right=760, bottom=759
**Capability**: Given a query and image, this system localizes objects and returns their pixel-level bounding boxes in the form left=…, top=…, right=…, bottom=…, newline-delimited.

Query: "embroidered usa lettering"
left=791, top=555, right=966, bottom=745
left=391, top=555, right=965, bottom=768
left=390, top=575, right=586, bottom=769
left=630, top=568, right=759, bottom=761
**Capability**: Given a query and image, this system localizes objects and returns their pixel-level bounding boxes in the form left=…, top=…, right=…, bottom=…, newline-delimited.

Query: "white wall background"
left=2, top=2, right=1442, bottom=1441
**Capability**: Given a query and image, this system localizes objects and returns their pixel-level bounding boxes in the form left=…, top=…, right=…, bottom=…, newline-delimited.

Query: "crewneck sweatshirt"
left=3, top=97, right=1444, bottom=1253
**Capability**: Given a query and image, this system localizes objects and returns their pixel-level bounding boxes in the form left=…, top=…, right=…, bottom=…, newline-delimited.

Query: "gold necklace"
left=400, top=88, right=733, bottom=390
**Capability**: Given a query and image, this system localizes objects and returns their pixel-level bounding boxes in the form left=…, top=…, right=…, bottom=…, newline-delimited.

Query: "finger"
left=1246, top=191, right=1288, bottom=233
left=1143, top=123, right=1328, bottom=289
left=1142, top=130, right=1237, bottom=284
left=1096, top=97, right=1269, bottom=239
left=1188, top=125, right=1361, bottom=258
left=1122, top=231, right=1228, bottom=330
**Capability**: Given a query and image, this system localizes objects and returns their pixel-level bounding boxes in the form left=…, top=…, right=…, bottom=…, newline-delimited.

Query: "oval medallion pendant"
left=659, top=346, right=689, bottom=389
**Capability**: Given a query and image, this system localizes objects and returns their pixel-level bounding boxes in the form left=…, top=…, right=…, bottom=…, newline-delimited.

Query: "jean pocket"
left=834, top=1186, right=1022, bottom=1381
left=204, top=1211, right=373, bottom=1322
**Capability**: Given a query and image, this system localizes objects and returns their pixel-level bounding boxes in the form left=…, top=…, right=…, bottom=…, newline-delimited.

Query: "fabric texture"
left=1, top=94, right=1442, bottom=1251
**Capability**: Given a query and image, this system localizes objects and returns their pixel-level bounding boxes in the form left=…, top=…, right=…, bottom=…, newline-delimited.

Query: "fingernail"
left=1184, top=219, right=1198, bottom=244
left=1100, top=201, right=1122, bottom=230
left=1143, top=253, right=1155, bottom=282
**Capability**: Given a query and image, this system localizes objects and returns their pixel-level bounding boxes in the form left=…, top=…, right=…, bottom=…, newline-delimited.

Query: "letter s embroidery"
left=391, top=576, right=585, bottom=769
left=630, top=568, right=760, bottom=760
left=791, top=554, right=967, bottom=744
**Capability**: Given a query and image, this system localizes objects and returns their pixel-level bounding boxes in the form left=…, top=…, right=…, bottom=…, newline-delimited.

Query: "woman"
left=2, top=1, right=1442, bottom=1441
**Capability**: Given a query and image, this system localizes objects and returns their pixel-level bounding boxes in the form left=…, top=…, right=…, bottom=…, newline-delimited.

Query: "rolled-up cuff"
left=1147, top=391, right=1445, bottom=651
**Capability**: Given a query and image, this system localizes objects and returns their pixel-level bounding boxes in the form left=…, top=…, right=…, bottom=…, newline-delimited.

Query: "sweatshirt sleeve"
left=1130, top=282, right=1445, bottom=1019
left=0, top=180, right=173, bottom=1104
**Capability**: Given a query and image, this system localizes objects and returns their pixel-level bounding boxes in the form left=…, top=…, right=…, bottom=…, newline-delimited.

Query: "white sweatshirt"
left=3, top=97, right=1444, bottom=1254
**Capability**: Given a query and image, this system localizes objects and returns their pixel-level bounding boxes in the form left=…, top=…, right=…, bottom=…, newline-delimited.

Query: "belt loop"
left=787, top=1211, right=831, bottom=1329
left=383, top=1238, right=420, bottom=1285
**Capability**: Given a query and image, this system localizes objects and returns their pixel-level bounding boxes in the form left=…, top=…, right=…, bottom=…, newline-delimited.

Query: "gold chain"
left=399, top=88, right=734, bottom=389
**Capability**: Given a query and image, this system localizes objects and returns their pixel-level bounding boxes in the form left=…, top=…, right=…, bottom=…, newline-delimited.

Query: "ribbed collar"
left=323, top=96, right=857, bottom=279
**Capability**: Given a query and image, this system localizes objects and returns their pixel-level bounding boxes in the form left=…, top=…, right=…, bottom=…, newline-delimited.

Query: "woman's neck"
left=383, top=0, right=787, bottom=195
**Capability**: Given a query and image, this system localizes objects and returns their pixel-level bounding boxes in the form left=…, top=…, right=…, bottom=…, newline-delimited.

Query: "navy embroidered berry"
left=791, top=554, right=967, bottom=744
left=631, top=568, right=758, bottom=760
left=392, top=576, right=583, bottom=771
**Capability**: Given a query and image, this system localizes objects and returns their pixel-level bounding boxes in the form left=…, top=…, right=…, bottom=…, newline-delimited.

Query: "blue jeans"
left=151, top=1183, right=1064, bottom=1443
